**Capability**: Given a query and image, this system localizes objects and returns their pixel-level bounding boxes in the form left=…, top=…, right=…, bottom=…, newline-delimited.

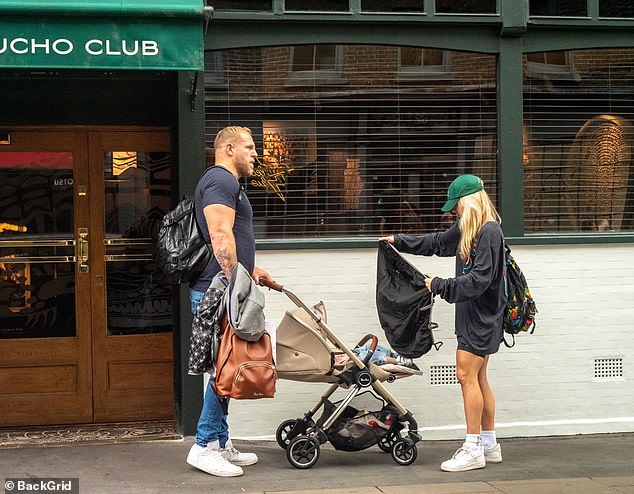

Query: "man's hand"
left=252, top=266, right=270, bottom=284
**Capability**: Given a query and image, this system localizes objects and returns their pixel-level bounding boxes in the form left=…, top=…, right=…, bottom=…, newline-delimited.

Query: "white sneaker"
left=187, top=444, right=243, bottom=477
left=219, top=443, right=258, bottom=466
left=441, top=444, right=486, bottom=472
left=484, top=443, right=503, bottom=463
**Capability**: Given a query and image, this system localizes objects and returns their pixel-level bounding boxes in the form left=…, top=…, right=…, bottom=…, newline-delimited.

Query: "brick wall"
left=211, top=243, right=634, bottom=441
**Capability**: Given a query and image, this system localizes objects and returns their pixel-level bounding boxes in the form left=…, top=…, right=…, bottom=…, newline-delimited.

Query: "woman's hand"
left=425, top=273, right=436, bottom=292
left=379, top=235, right=395, bottom=244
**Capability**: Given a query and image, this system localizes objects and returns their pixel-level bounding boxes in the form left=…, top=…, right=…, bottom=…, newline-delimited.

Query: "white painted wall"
left=212, top=243, right=634, bottom=441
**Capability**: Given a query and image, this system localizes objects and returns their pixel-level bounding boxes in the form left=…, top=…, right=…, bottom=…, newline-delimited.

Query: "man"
left=187, top=126, right=269, bottom=477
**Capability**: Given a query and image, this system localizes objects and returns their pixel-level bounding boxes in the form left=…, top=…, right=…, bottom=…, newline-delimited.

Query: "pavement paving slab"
left=0, top=433, right=632, bottom=494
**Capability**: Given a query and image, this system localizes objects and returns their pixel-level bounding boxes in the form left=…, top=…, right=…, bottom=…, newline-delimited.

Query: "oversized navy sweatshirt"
left=394, top=221, right=506, bottom=356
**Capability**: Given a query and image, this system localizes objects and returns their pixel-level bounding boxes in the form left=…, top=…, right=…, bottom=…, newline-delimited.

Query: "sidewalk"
left=1, top=433, right=633, bottom=494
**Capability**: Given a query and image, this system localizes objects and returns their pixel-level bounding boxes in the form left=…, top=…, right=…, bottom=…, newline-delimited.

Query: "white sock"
left=481, top=430, right=497, bottom=449
left=206, top=439, right=220, bottom=451
left=465, top=434, right=481, bottom=450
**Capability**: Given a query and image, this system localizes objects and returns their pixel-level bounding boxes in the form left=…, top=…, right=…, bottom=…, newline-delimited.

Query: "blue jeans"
left=354, top=341, right=394, bottom=365
left=190, top=289, right=229, bottom=448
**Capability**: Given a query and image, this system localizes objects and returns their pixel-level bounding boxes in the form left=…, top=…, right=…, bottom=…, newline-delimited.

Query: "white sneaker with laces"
left=441, top=444, right=486, bottom=472
left=187, top=444, right=243, bottom=477
left=219, top=443, right=258, bottom=466
left=484, top=443, right=503, bottom=463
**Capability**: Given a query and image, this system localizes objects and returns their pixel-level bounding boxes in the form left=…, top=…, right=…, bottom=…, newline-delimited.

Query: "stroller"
left=260, top=277, right=432, bottom=469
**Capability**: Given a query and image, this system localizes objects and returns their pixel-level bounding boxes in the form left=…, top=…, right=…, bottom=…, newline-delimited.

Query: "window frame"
left=286, top=44, right=347, bottom=86
left=398, top=47, right=454, bottom=81
left=525, top=50, right=579, bottom=80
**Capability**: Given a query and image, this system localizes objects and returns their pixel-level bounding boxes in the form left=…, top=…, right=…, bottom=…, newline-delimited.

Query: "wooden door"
left=0, top=128, right=175, bottom=426
left=88, top=130, right=175, bottom=421
left=0, top=131, right=93, bottom=425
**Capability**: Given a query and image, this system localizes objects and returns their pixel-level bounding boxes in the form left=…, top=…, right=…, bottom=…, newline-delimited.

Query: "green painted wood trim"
left=175, top=70, right=206, bottom=437
left=524, top=28, right=634, bottom=51
left=205, top=21, right=501, bottom=53
left=211, top=11, right=500, bottom=22
left=500, top=0, right=527, bottom=36
left=497, top=37, right=524, bottom=237
left=588, top=0, right=600, bottom=20
left=0, top=0, right=203, bottom=17
left=505, top=235, right=634, bottom=245
left=528, top=18, right=634, bottom=27
left=256, top=234, right=634, bottom=250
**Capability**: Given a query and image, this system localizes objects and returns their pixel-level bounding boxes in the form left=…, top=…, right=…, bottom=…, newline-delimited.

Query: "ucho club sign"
left=0, top=17, right=202, bottom=70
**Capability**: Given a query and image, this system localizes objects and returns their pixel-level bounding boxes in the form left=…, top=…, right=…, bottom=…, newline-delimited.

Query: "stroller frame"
left=261, top=277, right=422, bottom=469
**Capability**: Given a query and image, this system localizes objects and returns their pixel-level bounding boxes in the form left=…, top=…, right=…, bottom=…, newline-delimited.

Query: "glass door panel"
left=0, top=152, right=77, bottom=339
left=103, top=150, right=175, bottom=336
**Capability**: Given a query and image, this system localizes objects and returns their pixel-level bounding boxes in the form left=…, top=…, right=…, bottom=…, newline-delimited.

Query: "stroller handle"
left=356, top=334, right=379, bottom=367
left=258, top=275, right=284, bottom=292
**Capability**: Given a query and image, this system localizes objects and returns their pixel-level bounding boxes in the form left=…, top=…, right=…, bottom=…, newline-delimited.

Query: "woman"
left=380, top=174, right=506, bottom=472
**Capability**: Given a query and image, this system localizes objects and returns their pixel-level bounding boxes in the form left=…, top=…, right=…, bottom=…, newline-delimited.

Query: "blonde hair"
left=214, top=126, right=252, bottom=151
left=458, top=189, right=501, bottom=260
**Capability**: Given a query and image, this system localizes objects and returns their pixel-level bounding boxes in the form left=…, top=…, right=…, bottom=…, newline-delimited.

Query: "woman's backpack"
left=502, top=244, right=537, bottom=348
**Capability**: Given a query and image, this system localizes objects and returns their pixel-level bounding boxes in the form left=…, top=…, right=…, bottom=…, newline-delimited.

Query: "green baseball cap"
left=441, top=174, right=484, bottom=212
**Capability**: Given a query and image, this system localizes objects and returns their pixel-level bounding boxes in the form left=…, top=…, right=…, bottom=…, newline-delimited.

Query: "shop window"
left=399, top=48, right=451, bottom=80
left=361, top=0, right=424, bottom=12
left=210, top=0, right=273, bottom=11
left=526, top=51, right=577, bottom=80
left=205, top=45, right=497, bottom=239
left=285, top=0, right=349, bottom=12
left=600, top=0, right=634, bottom=18
left=435, top=0, right=496, bottom=14
left=529, top=0, right=587, bottom=16
left=523, top=49, right=634, bottom=234
left=287, top=45, right=346, bottom=85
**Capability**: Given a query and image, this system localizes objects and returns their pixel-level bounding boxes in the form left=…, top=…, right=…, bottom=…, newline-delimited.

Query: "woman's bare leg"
left=455, top=349, right=485, bottom=434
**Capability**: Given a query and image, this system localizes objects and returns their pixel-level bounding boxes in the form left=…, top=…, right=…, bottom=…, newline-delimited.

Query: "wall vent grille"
left=430, top=365, right=458, bottom=386
left=594, top=358, right=623, bottom=380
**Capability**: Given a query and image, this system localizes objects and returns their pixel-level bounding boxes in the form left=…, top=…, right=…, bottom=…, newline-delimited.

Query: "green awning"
left=0, top=0, right=204, bottom=71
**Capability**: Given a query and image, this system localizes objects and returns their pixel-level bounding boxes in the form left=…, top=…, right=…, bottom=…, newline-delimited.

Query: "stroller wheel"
left=377, top=432, right=398, bottom=453
left=286, top=435, right=321, bottom=469
left=276, top=419, right=299, bottom=449
left=391, top=438, right=418, bottom=466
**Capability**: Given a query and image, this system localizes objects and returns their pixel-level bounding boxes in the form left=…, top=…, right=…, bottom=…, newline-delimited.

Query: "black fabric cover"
left=376, top=242, right=435, bottom=359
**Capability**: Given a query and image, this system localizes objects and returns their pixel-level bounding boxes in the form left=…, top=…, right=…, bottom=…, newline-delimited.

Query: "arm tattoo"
left=215, top=246, right=237, bottom=279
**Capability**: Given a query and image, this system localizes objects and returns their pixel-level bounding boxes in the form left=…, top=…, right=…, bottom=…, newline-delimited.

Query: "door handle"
left=78, top=227, right=89, bottom=273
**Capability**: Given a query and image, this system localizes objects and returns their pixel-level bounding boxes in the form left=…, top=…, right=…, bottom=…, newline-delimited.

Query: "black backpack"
left=155, top=196, right=212, bottom=284
left=502, top=244, right=537, bottom=347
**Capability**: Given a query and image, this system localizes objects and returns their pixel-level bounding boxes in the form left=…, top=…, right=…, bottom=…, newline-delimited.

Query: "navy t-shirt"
left=190, top=166, right=255, bottom=292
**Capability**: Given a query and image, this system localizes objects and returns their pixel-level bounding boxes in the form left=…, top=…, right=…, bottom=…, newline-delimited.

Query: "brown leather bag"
left=215, top=316, right=276, bottom=399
